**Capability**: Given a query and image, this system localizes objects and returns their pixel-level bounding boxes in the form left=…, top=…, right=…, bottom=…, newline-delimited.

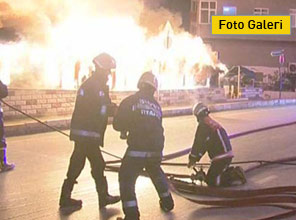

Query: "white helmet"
left=137, top=71, right=158, bottom=90
left=193, top=103, right=209, bottom=118
left=92, top=53, right=116, bottom=70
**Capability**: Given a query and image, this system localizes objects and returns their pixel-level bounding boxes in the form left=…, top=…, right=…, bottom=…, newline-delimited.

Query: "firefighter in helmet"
left=59, top=53, right=120, bottom=209
left=0, top=80, right=15, bottom=172
left=188, top=103, right=246, bottom=187
left=113, top=71, right=174, bottom=220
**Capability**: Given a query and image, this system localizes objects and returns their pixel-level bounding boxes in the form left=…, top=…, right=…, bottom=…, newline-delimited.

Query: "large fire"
left=0, top=0, right=227, bottom=90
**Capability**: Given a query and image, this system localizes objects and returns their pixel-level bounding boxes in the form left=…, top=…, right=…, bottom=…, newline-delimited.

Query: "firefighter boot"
left=117, top=216, right=140, bottom=220
left=59, top=179, right=82, bottom=209
left=159, top=194, right=174, bottom=212
left=0, top=161, right=15, bottom=172
left=220, top=167, right=234, bottom=187
left=233, top=166, right=247, bottom=184
left=0, top=153, right=15, bottom=172
left=97, top=177, right=120, bottom=209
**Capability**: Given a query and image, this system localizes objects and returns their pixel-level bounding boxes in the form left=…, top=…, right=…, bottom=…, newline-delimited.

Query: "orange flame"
left=0, top=1, right=227, bottom=90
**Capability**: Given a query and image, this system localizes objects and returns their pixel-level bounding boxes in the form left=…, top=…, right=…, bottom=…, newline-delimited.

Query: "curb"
left=4, top=99, right=296, bottom=137
left=208, top=99, right=296, bottom=112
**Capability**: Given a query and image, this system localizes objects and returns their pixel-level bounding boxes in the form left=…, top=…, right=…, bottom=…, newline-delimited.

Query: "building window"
left=254, top=8, right=269, bottom=15
left=223, top=6, right=237, bottom=15
left=191, top=0, right=198, bottom=12
left=200, top=1, right=217, bottom=24
left=290, top=9, right=296, bottom=28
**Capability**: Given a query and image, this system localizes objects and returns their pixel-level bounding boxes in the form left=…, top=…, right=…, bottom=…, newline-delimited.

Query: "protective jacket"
left=70, top=74, right=111, bottom=146
left=190, top=121, right=233, bottom=161
left=0, top=81, right=8, bottom=162
left=0, top=81, right=8, bottom=111
left=113, top=90, right=164, bottom=154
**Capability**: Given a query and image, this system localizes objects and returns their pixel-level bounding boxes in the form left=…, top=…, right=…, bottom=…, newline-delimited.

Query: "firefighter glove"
left=188, top=154, right=200, bottom=168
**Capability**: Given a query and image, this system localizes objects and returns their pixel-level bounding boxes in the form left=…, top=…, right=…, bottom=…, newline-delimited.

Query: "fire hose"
left=168, top=164, right=296, bottom=220
left=104, top=156, right=296, bottom=219
left=102, top=119, right=296, bottom=220
left=2, top=99, right=296, bottom=219
left=2, top=98, right=296, bottom=163
left=0, top=100, right=122, bottom=160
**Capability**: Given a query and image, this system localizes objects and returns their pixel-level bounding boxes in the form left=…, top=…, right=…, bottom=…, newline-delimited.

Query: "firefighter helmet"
left=92, top=53, right=116, bottom=70
left=137, top=71, right=158, bottom=90
left=192, top=103, right=209, bottom=118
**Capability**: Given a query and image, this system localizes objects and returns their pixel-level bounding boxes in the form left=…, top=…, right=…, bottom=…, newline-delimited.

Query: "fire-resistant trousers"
left=0, top=112, right=7, bottom=163
left=206, top=157, right=232, bottom=186
left=65, top=141, right=106, bottom=190
left=119, top=154, right=173, bottom=219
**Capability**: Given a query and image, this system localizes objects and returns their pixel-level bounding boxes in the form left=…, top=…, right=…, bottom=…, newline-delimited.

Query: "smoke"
left=0, top=1, right=57, bottom=43
left=0, top=0, right=146, bottom=88
left=0, top=0, right=144, bottom=43
left=139, top=8, right=182, bottom=36
left=0, top=0, right=225, bottom=89
left=139, top=0, right=183, bottom=36
left=0, top=0, right=183, bottom=42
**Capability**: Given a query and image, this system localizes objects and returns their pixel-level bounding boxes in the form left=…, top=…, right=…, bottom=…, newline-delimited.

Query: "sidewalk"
left=4, top=98, right=296, bottom=137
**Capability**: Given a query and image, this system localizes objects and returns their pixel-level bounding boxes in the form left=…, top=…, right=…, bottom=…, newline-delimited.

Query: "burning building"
left=0, top=0, right=226, bottom=91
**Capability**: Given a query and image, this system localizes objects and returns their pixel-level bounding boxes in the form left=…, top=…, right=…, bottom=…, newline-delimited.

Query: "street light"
left=271, top=49, right=285, bottom=99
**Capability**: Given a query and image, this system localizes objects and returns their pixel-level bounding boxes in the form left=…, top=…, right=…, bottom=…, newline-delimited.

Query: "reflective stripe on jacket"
left=71, top=129, right=100, bottom=139
left=126, top=150, right=162, bottom=158
left=113, top=90, right=164, bottom=153
left=70, top=74, right=111, bottom=145
left=191, top=123, right=233, bottom=160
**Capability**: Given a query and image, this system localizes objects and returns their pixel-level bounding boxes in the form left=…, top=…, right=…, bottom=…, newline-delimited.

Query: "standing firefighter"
left=113, top=71, right=174, bottom=220
left=59, top=53, right=120, bottom=209
left=188, top=103, right=246, bottom=187
left=0, top=81, right=14, bottom=172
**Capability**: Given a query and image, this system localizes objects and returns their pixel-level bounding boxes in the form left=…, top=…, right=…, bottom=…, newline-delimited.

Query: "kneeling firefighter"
left=188, top=103, right=246, bottom=187
left=113, top=72, right=174, bottom=220
left=59, top=53, right=120, bottom=209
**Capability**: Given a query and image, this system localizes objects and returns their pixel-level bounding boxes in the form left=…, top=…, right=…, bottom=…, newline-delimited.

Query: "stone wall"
left=263, top=91, right=296, bottom=100
left=3, top=89, right=76, bottom=120
left=2, top=88, right=226, bottom=120
left=240, top=88, right=263, bottom=99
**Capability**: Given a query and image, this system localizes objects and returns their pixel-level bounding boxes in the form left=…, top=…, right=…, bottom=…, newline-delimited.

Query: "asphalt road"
left=1, top=105, right=296, bottom=220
